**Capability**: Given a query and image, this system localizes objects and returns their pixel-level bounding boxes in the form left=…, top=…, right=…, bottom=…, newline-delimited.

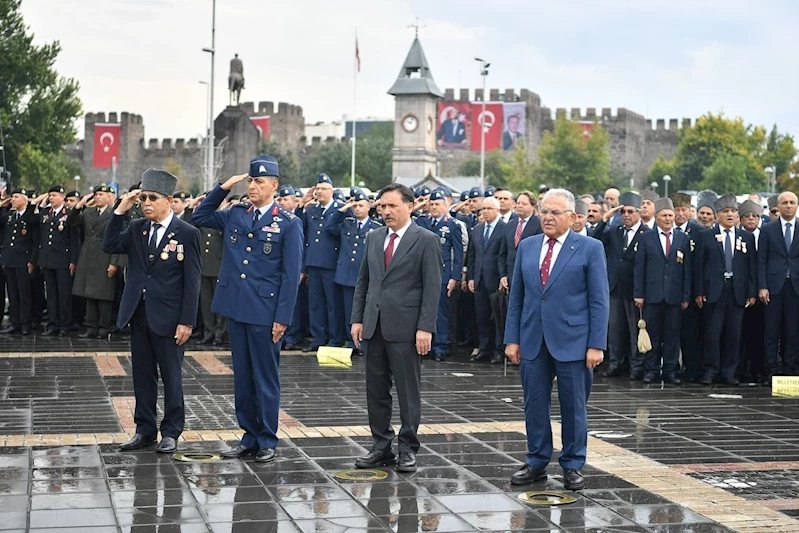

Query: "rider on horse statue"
left=229, top=53, right=245, bottom=106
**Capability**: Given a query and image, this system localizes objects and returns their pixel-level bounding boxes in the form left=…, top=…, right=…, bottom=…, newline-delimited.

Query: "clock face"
left=426, top=116, right=433, bottom=133
left=402, top=114, right=419, bottom=133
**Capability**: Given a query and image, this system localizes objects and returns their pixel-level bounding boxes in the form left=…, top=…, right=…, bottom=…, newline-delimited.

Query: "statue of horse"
left=228, top=54, right=245, bottom=106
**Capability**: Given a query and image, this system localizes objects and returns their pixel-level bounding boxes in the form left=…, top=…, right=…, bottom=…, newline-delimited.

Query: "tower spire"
left=387, top=32, right=443, bottom=97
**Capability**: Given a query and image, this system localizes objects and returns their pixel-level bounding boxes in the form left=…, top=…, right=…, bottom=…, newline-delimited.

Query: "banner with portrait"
left=437, top=102, right=471, bottom=149
left=502, top=103, right=526, bottom=151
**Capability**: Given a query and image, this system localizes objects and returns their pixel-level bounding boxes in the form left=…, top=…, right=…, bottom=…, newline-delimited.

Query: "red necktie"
left=385, top=233, right=398, bottom=268
left=514, top=218, right=525, bottom=248
left=540, top=238, right=557, bottom=287
left=664, top=231, right=672, bottom=257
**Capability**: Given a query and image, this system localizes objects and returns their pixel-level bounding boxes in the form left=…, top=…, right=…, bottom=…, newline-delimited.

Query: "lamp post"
left=650, top=181, right=658, bottom=192
left=73, top=175, right=81, bottom=194
left=662, top=174, right=671, bottom=197
left=202, top=0, right=216, bottom=191
left=474, top=57, right=490, bottom=191
left=199, top=80, right=210, bottom=186
left=764, top=166, right=776, bottom=194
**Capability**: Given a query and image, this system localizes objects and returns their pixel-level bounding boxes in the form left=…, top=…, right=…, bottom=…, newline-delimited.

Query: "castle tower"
left=388, top=36, right=442, bottom=179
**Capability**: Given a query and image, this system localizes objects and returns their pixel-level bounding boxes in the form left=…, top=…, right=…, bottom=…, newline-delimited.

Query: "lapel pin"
left=570, top=246, right=574, bottom=250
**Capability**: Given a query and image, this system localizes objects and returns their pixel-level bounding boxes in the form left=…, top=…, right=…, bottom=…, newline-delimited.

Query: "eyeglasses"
left=742, top=213, right=760, bottom=218
left=139, top=193, right=164, bottom=203
left=538, top=208, right=573, bottom=216
left=621, top=208, right=637, bottom=215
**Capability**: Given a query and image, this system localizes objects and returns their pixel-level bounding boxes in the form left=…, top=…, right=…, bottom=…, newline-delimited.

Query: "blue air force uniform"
left=280, top=186, right=309, bottom=348
left=192, top=157, right=303, bottom=452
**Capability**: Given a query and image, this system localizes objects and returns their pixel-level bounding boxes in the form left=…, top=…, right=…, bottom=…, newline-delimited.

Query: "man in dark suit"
left=436, top=109, right=467, bottom=146
left=193, top=156, right=303, bottom=463
left=505, top=189, right=609, bottom=491
left=694, top=194, right=757, bottom=386
left=351, top=183, right=442, bottom=473
left=468, top=196, right=506, bottom=362
left=758, top=191, right=799, bottom=383
left=634, top=198, right=692, bottom=385
left=502, top=114, right=523, bottom=151
left=104, top=169, right=201, bottom=454
left=738, top=200, right=766, bottom=382
left=499, top=192, right=541, bottom=293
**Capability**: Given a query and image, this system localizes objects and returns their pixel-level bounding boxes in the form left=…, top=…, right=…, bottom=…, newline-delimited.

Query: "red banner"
left=470, top=103, right=503, bottom=152
left=251, top=116, right=270, bottom=139
left=436, top=102, right=471, bottom=149
left=92, top=123, right=121, bottom=168
left=578, top=121, right=595, bottom=141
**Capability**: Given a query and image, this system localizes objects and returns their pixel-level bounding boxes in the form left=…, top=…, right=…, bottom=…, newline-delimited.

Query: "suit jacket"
left=504, top=230, right=609, bottom=361
left=592, top=220, right=650, bottom=298
left=352, top=223, right=442, bottom=342
left=103, top=213, right=201, bottom=337
left=502, top=130, right=523, bottom=150
left=467, top=219, right=506, bottom=291
left=633, top=228, right=692, bottom=305
left=757, top=217, right=799, bottom=295
left=498, top=215, right=542, bottom=283
left=694, top=226, right=756, bottom=306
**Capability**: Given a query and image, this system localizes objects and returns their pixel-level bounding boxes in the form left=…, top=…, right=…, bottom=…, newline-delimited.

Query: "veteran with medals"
left=103, top=169, right=201, bottom=453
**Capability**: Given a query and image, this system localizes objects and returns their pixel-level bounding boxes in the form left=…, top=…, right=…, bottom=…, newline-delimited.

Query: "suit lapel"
left=543, top=232, right=579, bottom=294
left=375, top=226, right=388, bottom=276
left=716, top=226, right=726, bottom=261
left=385, top=224, right=419, bottom=276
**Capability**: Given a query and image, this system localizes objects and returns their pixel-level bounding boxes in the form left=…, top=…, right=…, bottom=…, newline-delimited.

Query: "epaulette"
left=345, top=216, right=356, bottom=222
left=370, top=219, right=384, bottom=227
left=278, top=206, right=296, bottom=220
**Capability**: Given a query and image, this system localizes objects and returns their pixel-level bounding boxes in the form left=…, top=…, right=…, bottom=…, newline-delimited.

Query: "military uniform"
left=0, top=190, right=40, bottom=334
left=66, top=190, right=86, bottom=329
left=199, top=224, right=227, bottom=344
left=282, top=186, right=309, bottom=349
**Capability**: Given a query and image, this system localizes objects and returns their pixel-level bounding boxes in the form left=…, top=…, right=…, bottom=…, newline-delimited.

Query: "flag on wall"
left=92, top=123, right=121, bottom=168
left=250, top=116, right=270, bottom=139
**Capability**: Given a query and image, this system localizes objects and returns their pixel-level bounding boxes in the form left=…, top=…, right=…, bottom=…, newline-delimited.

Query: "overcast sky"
left=20, top=0, right=799, bottom=142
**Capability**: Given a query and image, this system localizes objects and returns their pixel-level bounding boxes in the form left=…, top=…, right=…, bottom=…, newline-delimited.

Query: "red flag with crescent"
left=93, top=123, right=121, bottom=168
left=250, top=116, right=270, bottom=139
left=470, top=102, right=503, bottom=152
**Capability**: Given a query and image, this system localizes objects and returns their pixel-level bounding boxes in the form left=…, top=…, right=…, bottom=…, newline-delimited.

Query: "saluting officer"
left=192, top=156, right=303, bottom=463
left=0, top=188, right=40, bottom=335
left=415, top=189, right=463, bottom=361
left=326, top=189, right=382, bottom=354
left=35, top=185, right=80, bottom=336
left=65, top=190, right=85, bottom=330
left=278, top=185, right=309, bottom=350
left=171, top=192, right=193, bottom=222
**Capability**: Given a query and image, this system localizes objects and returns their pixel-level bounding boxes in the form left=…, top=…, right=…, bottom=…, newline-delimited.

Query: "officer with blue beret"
left=277, top=184, right=310, bottom=349
left=192, top=156, right=303, bottom=462
left=485, top=185, right=496, bottom=198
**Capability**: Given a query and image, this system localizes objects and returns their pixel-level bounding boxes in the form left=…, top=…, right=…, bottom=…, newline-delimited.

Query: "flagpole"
left=351, top=29, right=358, bottom=189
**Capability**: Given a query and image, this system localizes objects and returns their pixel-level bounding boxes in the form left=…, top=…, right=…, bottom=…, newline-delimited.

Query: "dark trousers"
left=490, top=290, right=508, bottom=354
left=764, top=282, right=799, bottom=375
left=200, top=276, right=226, bottom=340
left=228, top=319, right=281, bottom=449
left=680, top=302, right=703, bottom=379
left=338, top=283, right=355, bottom=349
left=364, top=320, right=421, bottom=454
left=130, top=301, right=185, bottom=439
left=740, top=301, right=766, bottom=379
left=457, top=289, right=476, bottom=346
left=607, top=290, right=641, bottom=373
left=6, top=267, right=32, bottom=327
left=43, top=268, right=73, bottom=329
left=433, top=283, right=450, bottom=355
left=72, top=295, right=86, bottom=328
left=644, top=303, right=682, bottom=375
left=285, top=282, right=309, bottom=345
left=32, top=269, right=45, bottom=325
left=474, top=282, right=496, bottom=353
left=447, top=285, right=459, bottom=347
left=307, top=266, right=344, bottom=347
left=520, top=340, right=592, bottom=470
left=85, top=298, right=112, bottom=332
left=702, top=281, right=745, bottom=380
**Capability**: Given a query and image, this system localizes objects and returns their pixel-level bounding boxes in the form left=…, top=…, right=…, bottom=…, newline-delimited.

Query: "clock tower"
left=388, top=36, right=443, bottom=179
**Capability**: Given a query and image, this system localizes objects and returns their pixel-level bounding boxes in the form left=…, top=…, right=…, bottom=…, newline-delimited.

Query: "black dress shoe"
left=602, top=366, right=622, bottom=378
left=201, top=334, right=215, bottom=344
left=511, top=464, right=547, bottom=485
left=97, top=329, right=109, bottom=340
left=42, top=327, right=59, bottom=337
left=700, top=374, right=714, bottom=386
left=664, top=373, right=681, bottom=385
left=723, top=377, right=740, bottom=386
left=119, top=433, right=157, bottom=451
left=629, top=370, right=643, bottom=381
left=213, top=337, right=225, bottom=346
left=563, top=468, right=584, bottom=491
left=190, top=329, right=204, bottom=339
left=354, top=449, right=396, bottom=469
left=762, top=375, right=774, bottom=387
left=642, top=372, right=658, bottom=384
left=156, top=436, right=177, bottom=454
left=301, top=345, right=320, bottom=353
left=21, top=326, right=30, bottom=336
left=0, top=326, right=21, bottom=335
left=470, top=351, right=492, bottom=362
left=283, top=342, right=298, bottom=350
left=396, top=452, right=417, bottom=472
left=220, top=444, right=258, bottom=458
left=255, top=448, right=276, bottom=463
left=78, top=329, right=98, bottom=339
left=434, top=353, right=445, bottom=362
left=58, top=329, right=67, bottom=337
left=490, top=353, right=504, bottom=364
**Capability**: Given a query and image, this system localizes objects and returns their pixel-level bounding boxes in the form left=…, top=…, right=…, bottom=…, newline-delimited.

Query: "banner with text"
left=92, top=123, right=121, bottom=168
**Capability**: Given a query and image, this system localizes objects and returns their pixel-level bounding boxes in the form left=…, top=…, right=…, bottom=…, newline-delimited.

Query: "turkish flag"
left=578, top=122, right=595, bottom=141
left=93, top=123, right=121, bottom=168
left=251, top=116, right=270, bottom=139
left=470, top=103, right=503, bottom=152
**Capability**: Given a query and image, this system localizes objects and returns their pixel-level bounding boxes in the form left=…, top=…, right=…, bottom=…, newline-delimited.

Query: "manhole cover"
left=172, top=452, right=223, bottom=463
left=518, top=491, right=577, bottom=506
left=333, top=469, right=389, bottom=482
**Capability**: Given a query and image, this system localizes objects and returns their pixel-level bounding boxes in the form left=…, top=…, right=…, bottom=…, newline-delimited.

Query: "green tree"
left=504, top=144, right=536, bottom=192
left=300, top=142, right=350, bottom=187
left=258, top=139, right=300, bottom=185
left=16, top=142, right=81, bottom=191
left=0, top=0, right=82, bottom=186
left=457, top=151, right=509, bottom=188
left=533, top=117, right=610, bottom=194
left=763, top=125, right=796, bottom=185
left=353, top=124, right=393, bottom=189
left=647, top=154, right=677, bottom=190
left=699, top=152, right=757, bottom=194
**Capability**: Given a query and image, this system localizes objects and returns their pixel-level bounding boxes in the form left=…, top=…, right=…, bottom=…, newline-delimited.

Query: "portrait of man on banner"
left=437, top=103, right=470, bottom=149
left=502, top=103, right=526, bottom=151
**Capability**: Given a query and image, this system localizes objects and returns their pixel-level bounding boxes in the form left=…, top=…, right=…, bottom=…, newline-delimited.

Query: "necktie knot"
left=664, top=231, right=671, bottom=238
left=253, top=209, right=261, bottom=224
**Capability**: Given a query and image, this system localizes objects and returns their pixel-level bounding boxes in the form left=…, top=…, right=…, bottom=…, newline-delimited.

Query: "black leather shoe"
left=201, top=334, right=215, bottom=344
left=434, top=353, right=445, bottom=362
left=190, top=329, right=204, bottom=339
left=42, top=327, right=59, bottom=337
left=563, top=469, right=584, bottom=491
left=354, top=449, right=396, bottom=469
left=213, top=337, right=225, bottom=346
left=220, top=444, right=258, bottom=458
left=396, top=452, right=417, bottom=472
left=642, top=372, right=658, bottom=384
left=97, top=329, right=109, bottom=340
left=602, top=366, right=622, bottom=378
left=301, top=345, right=320, bottom=353
left=762, top=374, right=774, bottom=387
left=470, top=351, right=492, bottom=362
left=511, top=464, right=547, bottom=485
left=78, top=329, right=98, bottom=339
left=629, top=370, right=643, bottom=381
left=723, top=377, right=740, bottom=386
left=490, top=353, right=504, bottom=364
left=21, top=326, right=30, bottom=336
left=283, top=343, right=298, bottom=350
left=119, top=433, right=157, bottom=451
left=0, top=326, right=21, bottom=335
left=58, top=329, right=67, bottom=337
left=664, top=373, right=681, bottom=385
left=156, top=437, right=177, bottom=454
left=700, top=374, right=714, bottom=386
left=255, top=448, right=275, bottom=463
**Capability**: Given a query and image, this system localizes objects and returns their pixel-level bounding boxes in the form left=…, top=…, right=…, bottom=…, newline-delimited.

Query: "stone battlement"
left=141, top=138, right=202, bottom=152
left=543, top=107, right=648, bottom=127
left=239, top=101, right=303, bottom=118
left=84, top=112, right=143, bottom=125
left=646, top=118, right=693, bottom=131
left=299, top=136, right=348, bottom=147
left=442, top=88, right=542, bottom=106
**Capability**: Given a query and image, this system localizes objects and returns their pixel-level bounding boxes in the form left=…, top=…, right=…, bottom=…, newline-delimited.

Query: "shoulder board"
left=278, top=207, right=296, bottom=220
left=345, top=216, right=356, bottom=221
left=370, top=219, right=384, bottom=227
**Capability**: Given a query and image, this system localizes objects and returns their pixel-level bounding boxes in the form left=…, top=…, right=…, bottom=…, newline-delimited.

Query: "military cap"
left=485, top=185, right=496, bottom=197
left=539, top=184, right=550, bottom=193
left=468, top=187, right=483, bottom=199
left=459, top=190, right=469, bottom=202
left=94, top=184, right=113, bottom=193
left=128, top=182, right=141, bottom=192
left=738, top=199, right=762, bottom=217
left=429, top=190, right=446, bottom=202
left=352, top=190, right=368, bottom=202
left=65, top=190, right=80, bottom=199
left=10, top=187, right=29, bottom=196
left=768, top=195, right=779, bottom=209
left=714, top=193, right=738, bottom=212
left=574, top=200, right=588, bottom=216
left=317, top=173, right=332, bottom=185
left=640, top=190, right=660, bottom=202
left=654, top=197, right=675, bottom=214
left=414, top=185, right=431, bottom=199
left=48, top=185, right=65, bottom=194
left=618, top=192, right=642, bottom=209
left=670, top=192, right=692, bottom=208
left=437, top=186, right=452, bottom=198
left=279, top=185, right=296, bottom=197
left=333, top=189, right=345, bottom=203
left=294, top=188, right=303, bottom=198
left=696, top=190, right=719, bottom=212
left=173, top=191, right=189, bottom=200
left=349, top=186, right=363, bottom=198
left=27, top=189, right=37, bottom=197
left=141, top=168, right=177, bottom=197
left=227, top=194, right=241, bottom=202
left=249, top=155, right=279, bottom=178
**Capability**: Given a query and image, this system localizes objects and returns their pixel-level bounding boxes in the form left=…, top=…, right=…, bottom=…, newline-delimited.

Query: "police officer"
left=326, top=189, right=382, bottom=354
left=35, top=185, right=80, bottom=336
left=415, top=189, right=463, bottom=361
left=279, top=185, right=308, bottom=350
left=192, top=156, right=303, bottom=463
left=0, top=188, right=39, bottom=335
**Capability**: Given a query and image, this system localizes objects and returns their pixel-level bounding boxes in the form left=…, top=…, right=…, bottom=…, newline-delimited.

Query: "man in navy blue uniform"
left=302, top=174, right=344, bottom=351
left=104, top=169, right=201, bottom=453
left=0, top=188, right=40, bottom=335
left=415, top=189, right=463, bottom=361
left=694, top=194, right=757, bottom=386
left=326, top=190, right=382, bottom=354
left=277, top=185, right=308, bottom=350
left=192, top=156, right=303, bottom=462
left=634, top=198, right=692, bottom=385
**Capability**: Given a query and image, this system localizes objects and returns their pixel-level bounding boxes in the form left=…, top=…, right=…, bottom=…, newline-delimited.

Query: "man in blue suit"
left=505, top=189, right=609, bottom=491
left=192, top=156, right=303, bottom=462
left=104, top=169, right=201, bottom=454
left=694, top=194, right=757, bottom=386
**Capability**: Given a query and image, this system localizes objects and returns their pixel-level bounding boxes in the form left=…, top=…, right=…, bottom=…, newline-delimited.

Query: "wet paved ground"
left=0, top=335, right=797, bottom=531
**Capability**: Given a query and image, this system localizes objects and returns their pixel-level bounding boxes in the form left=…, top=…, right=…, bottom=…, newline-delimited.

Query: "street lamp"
left=199, top=80, right=211, bottom=186
left=202, top=0, right=216, bottom=191
left=474, top=57, right=490, bottom=191
left=662, top=174, right=671, bottom=197
left=73, top=175, right=81, bottom=194
left=650, top=181, right=658, bottom=192
left=764, top=166, right=776, bottom=194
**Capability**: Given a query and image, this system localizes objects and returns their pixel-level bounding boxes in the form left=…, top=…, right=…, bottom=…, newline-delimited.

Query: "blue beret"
left=459, top=191, right=469, bottom=202
left=485, top=186, right=496, bottom=197
left=349, top=186, right=363, bottom=197
left=317, top=173, right=332, bottom=185
left=333, top=189, right=345, bottom=202
left=249, top=155, right=279, bottom=178
left=430, top=190, right=445, bottom=202
left=294, top=189, right=303, bottom=198
left=418, top=186, right=431, bottom=197
left=413, top=187, right=422, bottom=198
left=437, top=186, right=452, bottom=198
left=279, top=185, right=296, bottom=197
left=352, top=191, right=367, bottom=202
left=468, top=187, right=483, bottom=199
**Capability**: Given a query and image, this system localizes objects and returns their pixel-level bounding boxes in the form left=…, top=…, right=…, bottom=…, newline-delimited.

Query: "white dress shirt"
left=721, top=226, right=736, bottom=258
left=577, top=227, right=588, bottom=236
left=150, top=211, right=174, bottom=248
left=384, top=219, right=413, bottom=251
left=658, top=227, right=673, bottom=256
left=482, top=220, right=497, bottom=242
left=643, top=219, right=655, bottom=230
left=539, top=230, right=570, bottom=269
left=622, top=221, right=642, bottom=248
left=500, top=212, right=512, bottom=224
left=781, top=217, right=798, bottom=240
